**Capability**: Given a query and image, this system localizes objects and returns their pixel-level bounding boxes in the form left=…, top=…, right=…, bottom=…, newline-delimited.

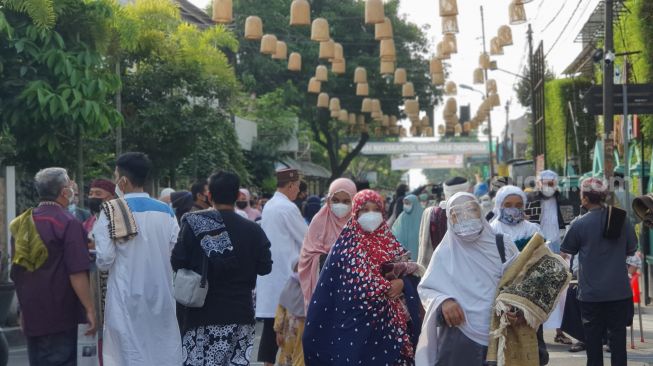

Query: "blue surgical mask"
left=499, top=207, right=525, bottom=225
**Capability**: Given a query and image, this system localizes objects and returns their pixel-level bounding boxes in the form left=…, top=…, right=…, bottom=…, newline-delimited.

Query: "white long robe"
left=93, top=193, right=181, bottom=366
left=256, top=191, right=308, bottom=318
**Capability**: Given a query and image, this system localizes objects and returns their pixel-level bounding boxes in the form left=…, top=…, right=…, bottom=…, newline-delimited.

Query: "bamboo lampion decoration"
left=380, top=39, right=396, bottom=62
left=371, top=99, right=381, bottom=113
left=405, top=99, right=419, bottom=116
left=444, top=97, right=457, bottom=115
left=498, top=25, right=513, bottom=46
left=380, top=61, right=395, bottom=75
left=439, top=0, right=459, bottom=17
left=430, top=58, right=444, bottom=75
left=331, top=43, right=344, bottom=61
left=319, top=39, right=335, bottom=59
left=272, top=41, right=287, bottom=60
left=425, top=127, right=434, bottom=136
left=354, top=67, right=368, bottom=84
left=288, top=52, right=302, bottom=71
left=402, top=82, right=415, bottom=98
left=357, top=114, right=366, bottom=125
left=410, top=126, right=417, bottom=136
left=486, top=79, right=498, bottom=94
left=317, top=93, right=329, bottom=108
left=307, top=77, right=321, bottom=94
left=454, top=124, right=462, bottom=135
left=338, top=109, right=349, bottom=122
left=290, top=0, right=311, bottom=26
left=244, top=16, right=263, bottom=40
left=509, top=1, right=527, bottom=25
left=371, top=110, right=382, bottom=120
left=490, top=37, right=503, bottom=56
left=375, top=18, right=393, bottom=40
left=444, top=33, right=458, bottom=54
left=489, top=92, right=501, bottom=107
left=329, top=98, right=341, bottom=112
left=394, top=68, right=407, bottom=84
left=260, top=34, right=277, bottom=55
left=421, top=115, right=430, bottom=128
left=437, top=42, right=451, bottom=60
left=311, top=18, right=330, bottom=42
left=473, top=68, right=485, bottom=84
left=390, top=126, right=399, bottom=135
left=348, top=113, right=357, bottom=125
left=315, top=65, right=328, bottom=82
left=361, top=98, right=373, bottom=113
left=365, top=0, right=385, bottom=25
left=374, top=127, right=382, bottom=137
left=481, top=98, right=493, bottom=112
left=445, top=81, right=457, bottom=95
left=441, top=16, right=459, bottom=34
left=332, top=59, right=346, bottom=75
left=212, top=0, right=232, bottom=23
left=382, top=115, right=390, bottom=127
left=331, top=109, right=339, bottom=118
left=463, top=121, right=471, bottom=133
left=390, top=115, right=398, bottom=126
left=356, top=83, right=369, bottom=96
left=479, top=52, right=491, bottom=69
left=431, top=73, right=445, bottom=86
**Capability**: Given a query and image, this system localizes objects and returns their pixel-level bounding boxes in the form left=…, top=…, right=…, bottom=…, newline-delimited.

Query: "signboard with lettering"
left=391, top=155, right=465, bottom=170
left=356, top=141, right=489, bottom=155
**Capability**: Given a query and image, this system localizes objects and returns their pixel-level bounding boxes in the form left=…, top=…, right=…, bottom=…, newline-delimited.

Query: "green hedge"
left=544, top=78, right=597, bottom=173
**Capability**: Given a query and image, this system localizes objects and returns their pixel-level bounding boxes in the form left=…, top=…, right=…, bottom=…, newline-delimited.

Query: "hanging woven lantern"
left=307, top=77, right=321, bottom=94
left=371, top=99, right=382, bottom=113
left=410, top=126, right=417, bottom=136
left=365, top=0, right=385, bottom=25
left=431, top=72, right=445, bottom=86
left=331, top=59, right=346, bottom=75
left=288, top=52, right=302, bottom=71
left=272, top=41, right=287, bottom=60
left=421, top=115, right=431, bottom=128
left=375, top=18, right=393, bottom=40
left=348, top=113, right=357, bottom=125
left=444, top=34, right=458, bottom=54
left=371, top=110, right=382, bottom=120
left=430, top=58, right=444, bottom=75
left=331, top=109, right=340, bottom=118
left=356, top=83, right=369, bottom=96
left=473, top=68, right=485, bottom=84
left=509, top=1, right=527, bottom=25
left=410, top=115, right=420, bottom=125
left=463, top=121, right=471, bottom=133
left=479, top=52, right=491, bottom=69
left=329, top=98, right=341, bottom=112
left=290, top=0, right=311, bottom=26
left=481, top=98, right=493, bottom=112
left=425, top=127, right=434, bottom=137
left=498, top=25, right=513, bottom=46
left=338, top=110, right=349, bottom=122
left=317, top=93, right=329, bottom=108
left=354, top=67, right=368, bottom=84
left=454, top=124, right=462, bottom=135
left=437, top=42, right=451, bottom=60
left=382, top=115, right=390, bottom=127
left=489, top=92, right=501, bottom=107
left=437, top=125, right=445, bottom=135
left=490, top=37, right=503, bottom=56
left=390, top=126, right=399, bottom=135
left=331, top=43, right=344, bottom=61
left=244, top=16, right=263, bottom=40
left=212, top=0, right=232, bottom=23
left=394, top=68, right=407, bottom=85
left=399, top=127, right=407, bottom=137
left=380, top=39, right=396, bottom=62
left=390, top=115, right=398, bottom=125
left=319, top=39, right=335, bottom=60
left=315, top=65, right=328, bottom=82
left=402, top=82, right=415, bottom=98
left=439, top=0, right=459, bottom=17
left=405, top=99, right=419, bottom=116
left=260, top=34, right=277, bottom=55
left=445, top=97, right=457, bottom=115
left=361, top=98, right=373, bottom=113
left=311, top=18, right=330, bottom=42
left=380, top=61, right=395, bottom=75
left=441, top=16, right=459, bottom=34
left=445, top=81, right=457, bottom=95
left=357, top=114, right=366, bottom=125
left=486, top=79, right=498, bottom=94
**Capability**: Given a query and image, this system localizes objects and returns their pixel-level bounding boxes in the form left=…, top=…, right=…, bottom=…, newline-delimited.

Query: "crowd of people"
left=7, top=151, right=641, bottom=366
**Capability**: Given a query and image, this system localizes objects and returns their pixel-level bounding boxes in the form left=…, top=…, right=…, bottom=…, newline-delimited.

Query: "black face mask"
left=88, top=198, right=103, bottom=215
left=236, top=201, right=248, bottom=209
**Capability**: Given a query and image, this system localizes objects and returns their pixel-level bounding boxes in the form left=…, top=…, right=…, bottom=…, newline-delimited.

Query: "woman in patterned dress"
left=303, top=190, right=423, bottom=365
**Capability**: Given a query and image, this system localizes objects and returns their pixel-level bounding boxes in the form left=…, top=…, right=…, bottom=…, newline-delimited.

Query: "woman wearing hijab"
left=237, top=189, right=261, bottom=221
left=416, top=192, right=519, bottom=365
left=303, top=190, right=423, bottom=365
left=298, top=178, right=357, bottom=312
left=392, top=194, right=425, bottom=259
left=302, top=195, right=322, bottom=224
left=490, top=185, right=541, bottom=252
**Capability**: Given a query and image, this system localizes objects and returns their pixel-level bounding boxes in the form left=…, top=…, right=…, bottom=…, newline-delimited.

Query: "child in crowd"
left=274, top=262, right=305, bottom=366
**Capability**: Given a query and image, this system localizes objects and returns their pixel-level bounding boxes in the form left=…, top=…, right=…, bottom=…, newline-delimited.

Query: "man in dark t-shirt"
left=561, top=178, right=637, bottom=366
left=11, top=167, right=96, bottom=365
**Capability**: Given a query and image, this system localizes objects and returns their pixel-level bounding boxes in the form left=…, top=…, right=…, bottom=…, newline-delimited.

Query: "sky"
left=189, top=0, right=601, bottom=186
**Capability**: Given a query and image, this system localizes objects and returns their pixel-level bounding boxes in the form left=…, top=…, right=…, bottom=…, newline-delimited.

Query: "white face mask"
left=541, top=186, right=556, bottom=198
left=330, top=203, right=351, bottom=219
left=403, top=204, right=413, bottom=213
left=115, top=178, right=125, bottom=198
left=452, top=218, right=484, bottom=239
left=357, top=212, right=384, bottom=233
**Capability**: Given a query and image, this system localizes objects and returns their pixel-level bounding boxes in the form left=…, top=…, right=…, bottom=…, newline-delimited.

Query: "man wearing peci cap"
left=83, top=179, right=116, bottom=234
left=256, top=169, right=308, bottom=366
left=561, top=178, right=637, bottom=366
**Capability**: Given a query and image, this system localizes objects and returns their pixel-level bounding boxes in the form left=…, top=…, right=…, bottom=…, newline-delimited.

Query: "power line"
left=539, top=2, right=568, bottom=33
left=545, top=0, right=584, bottom=57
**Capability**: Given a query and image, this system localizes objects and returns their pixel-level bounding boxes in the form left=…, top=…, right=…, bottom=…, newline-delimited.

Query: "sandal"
left=555, top=334, right=573, bottom=345
left=569, top=342, right=585, bottom=353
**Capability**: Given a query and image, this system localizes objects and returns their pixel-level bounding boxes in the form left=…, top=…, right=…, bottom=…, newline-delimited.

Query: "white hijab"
left=490, top=185, right=540, bottom=242
left=415, top=192, right=518, bottom=365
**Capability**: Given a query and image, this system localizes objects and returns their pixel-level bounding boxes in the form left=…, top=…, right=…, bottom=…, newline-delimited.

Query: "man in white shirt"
left=256, top=168, right=308, bottom=366
left=93, top=152, right=181, bottom=366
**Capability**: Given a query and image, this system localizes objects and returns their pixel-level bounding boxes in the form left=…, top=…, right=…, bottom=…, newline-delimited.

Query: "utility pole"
left=604, top=0, right=615, bottom=180
left=480, top=6, right=494, bottom=177
left=527, top=24, right=536, bottom=161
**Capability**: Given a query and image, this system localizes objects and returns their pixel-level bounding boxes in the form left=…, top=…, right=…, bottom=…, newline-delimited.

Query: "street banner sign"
left=356, top=141, right=488, bottom=155
left=391, top=155, right=464, bottom=170
left=583, top=84, right=653, bottom=115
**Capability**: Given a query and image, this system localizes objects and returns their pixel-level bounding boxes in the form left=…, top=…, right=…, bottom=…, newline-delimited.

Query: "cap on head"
left=91, top=179, right=116, bottom=196
left=276, top=168, right=300, bottom=185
